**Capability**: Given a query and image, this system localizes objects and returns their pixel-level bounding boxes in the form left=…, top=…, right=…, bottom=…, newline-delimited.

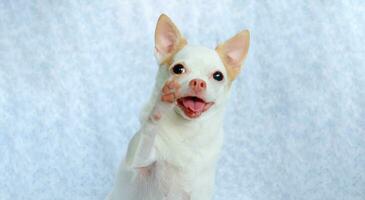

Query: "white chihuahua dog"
left=107, top=14, right=250, bottom=200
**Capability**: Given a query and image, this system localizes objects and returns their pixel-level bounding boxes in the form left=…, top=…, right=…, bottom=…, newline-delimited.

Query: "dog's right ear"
left=155, top=14, right=187, bottom=64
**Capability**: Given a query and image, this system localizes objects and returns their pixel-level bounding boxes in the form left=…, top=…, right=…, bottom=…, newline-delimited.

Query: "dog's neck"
left=154, top=105, right=225, bottom=169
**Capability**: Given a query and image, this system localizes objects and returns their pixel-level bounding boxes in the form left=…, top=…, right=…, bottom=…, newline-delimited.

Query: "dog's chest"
left=149, top=158, right=215, bottom=199
left=151, top=127, right=223, bottom=193
left=154, top=123, right=223, bottom=168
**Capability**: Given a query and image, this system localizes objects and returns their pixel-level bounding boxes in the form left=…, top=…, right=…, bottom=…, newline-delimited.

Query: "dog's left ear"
left=216, top=30, right=250, bottom=81
left=155, top=14, right=187, bottom=64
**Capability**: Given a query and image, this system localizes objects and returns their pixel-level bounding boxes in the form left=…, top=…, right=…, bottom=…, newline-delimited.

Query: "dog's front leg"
left=125, top=122, right=158, bottom=169
left=125, top=79, right=180, bottom=170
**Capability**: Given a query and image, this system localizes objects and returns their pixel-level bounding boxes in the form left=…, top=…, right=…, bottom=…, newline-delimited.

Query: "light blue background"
left=0, top=1, right=364, bottom=200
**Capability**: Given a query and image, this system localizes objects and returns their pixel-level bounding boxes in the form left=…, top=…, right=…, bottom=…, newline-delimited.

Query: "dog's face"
left=167, top=46, right=229, bottom=119
left=154, top=14, right=250, bottom=120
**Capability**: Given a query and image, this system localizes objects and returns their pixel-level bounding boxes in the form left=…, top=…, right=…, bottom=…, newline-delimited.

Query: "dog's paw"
left=161, top=80, right=180, bottom=103
left=148, top=80, right=180, bottom=123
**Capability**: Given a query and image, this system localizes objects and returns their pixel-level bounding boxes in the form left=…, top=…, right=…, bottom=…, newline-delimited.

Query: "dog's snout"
left=189, top=79, right=207, bottom=93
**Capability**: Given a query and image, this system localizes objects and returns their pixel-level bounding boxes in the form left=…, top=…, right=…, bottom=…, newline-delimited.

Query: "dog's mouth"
left=177, top=96, right=214, bottom=119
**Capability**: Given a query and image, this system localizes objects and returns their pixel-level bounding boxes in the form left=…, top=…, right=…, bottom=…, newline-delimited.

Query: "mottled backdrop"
left=0, top=1, right=364, bottom=200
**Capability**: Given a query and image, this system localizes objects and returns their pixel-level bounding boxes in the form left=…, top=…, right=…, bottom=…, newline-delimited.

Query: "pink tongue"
left=182, top=99, right=205, bottom=112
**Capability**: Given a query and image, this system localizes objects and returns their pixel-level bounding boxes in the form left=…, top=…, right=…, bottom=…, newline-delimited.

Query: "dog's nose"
left=189, top=79, right=207, bottom=93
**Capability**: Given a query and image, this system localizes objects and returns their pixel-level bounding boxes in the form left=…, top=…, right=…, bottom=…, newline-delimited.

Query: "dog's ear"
left=216, top=30, right=250, bottom=81
left=155, top=14, right=187, bottom=64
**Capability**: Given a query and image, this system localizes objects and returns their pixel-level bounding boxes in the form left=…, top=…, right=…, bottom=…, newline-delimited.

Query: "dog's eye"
left=213, top=71, right=224, bottom=81
left=171, top=64, right=186, bottom=74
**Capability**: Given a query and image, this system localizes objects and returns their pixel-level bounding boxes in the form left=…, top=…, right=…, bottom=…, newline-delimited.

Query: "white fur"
left=106, top=45, right=233, bottom=200
left=106, top=13, right=250, bottom=198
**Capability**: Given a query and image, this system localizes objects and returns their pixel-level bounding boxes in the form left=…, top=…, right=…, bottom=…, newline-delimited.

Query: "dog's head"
left=154, top=14, right=250, bottom=120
